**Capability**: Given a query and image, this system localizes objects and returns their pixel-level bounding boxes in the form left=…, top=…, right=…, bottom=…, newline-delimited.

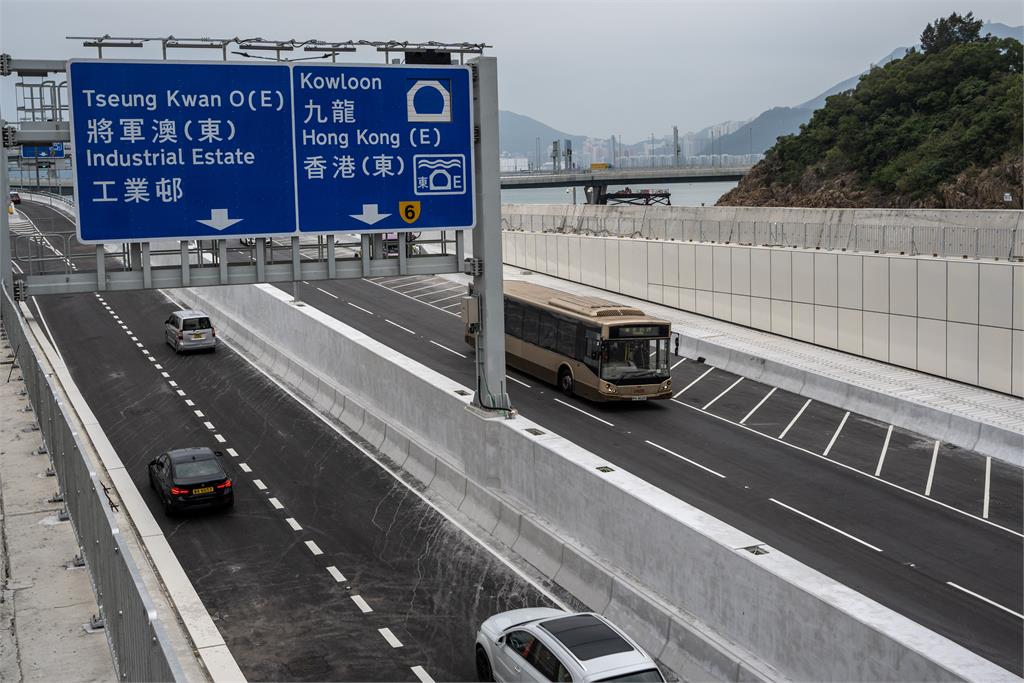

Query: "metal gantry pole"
left=1, top=149, right=13, bottom=294
left=468, top=56, right=511, bottom=412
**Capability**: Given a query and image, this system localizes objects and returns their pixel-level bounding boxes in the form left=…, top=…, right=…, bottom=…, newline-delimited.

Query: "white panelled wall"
left=503, top=231, right=1024, bottom=398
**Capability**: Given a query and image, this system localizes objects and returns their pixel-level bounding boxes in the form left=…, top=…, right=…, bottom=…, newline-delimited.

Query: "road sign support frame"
left=468, top=56, right=511, bottom=413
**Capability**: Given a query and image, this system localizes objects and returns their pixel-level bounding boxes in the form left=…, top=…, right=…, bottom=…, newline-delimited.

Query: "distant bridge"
left=500, top=165, right=751, bottom=203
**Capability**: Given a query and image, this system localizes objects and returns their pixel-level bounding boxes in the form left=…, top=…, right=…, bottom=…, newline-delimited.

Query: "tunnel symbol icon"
left=407, top=80, right=452, bottom=123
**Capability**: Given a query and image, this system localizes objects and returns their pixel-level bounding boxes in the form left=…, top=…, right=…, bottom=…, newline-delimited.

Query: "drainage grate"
left=742, top=545, right=769, bottom=556
left=596, top=466, right=614, bottom=473
left=525, top=427, right=545, bottom=436
left=454, top=389, right=470, bottom=396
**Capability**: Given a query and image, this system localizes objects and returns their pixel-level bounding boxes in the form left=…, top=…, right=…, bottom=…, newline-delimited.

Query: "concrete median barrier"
left=169, top=282, right=1016, bottom=682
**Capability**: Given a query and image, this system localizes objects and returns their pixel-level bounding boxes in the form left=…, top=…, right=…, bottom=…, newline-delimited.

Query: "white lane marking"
left=440, top=302, right=462, bottom=311
left=740, top=386, right=776, bottom=424
left=347, top=301, right=374, bottom=315
left=363, top=277, right=461, bottom=318
left=925, top=441, right=940, bottom=496
left=214, top=434, right=226, bottom=443
left=875, top=425, right=894, bottom=476
left=770, top=498, right=883, bottom=552
left=194, top=410, right=204, bottom=417
left=702, top=377, right=743, bottom=410
left=553, top=398, right=614, bottom=427
left=135, top=342, right=144, bottom=348
left=429, top=340, right=466, bottom=358
left=154, top=363, right=163, bottom=369
left=176, top=389, right=186, bottom=397
left=130, top=336, right=138, bottom=341
left=982, top=457, right=992, bottom=519
left=403, top=282, right=454, bottom=296
left=670, top=358, right=687, bottom=370
left=428, top=292, right=465, bottom=305
left=227, top=447, right=239, bottom=457
left=778, top=398, right=811, bottom=440
left=286, top=517, right=302, bottom=531
left=351, top=595, right=372, bottom=613
left=269, top=497, right=284, bottom=510
left=30, top=299, right=63, bottom=362
left=379, top=628, right=403, bottom=648
left=120, top=325, right=128, bottom=330
left=185, top=399, right=194, bottom=407
left=673, top=366, right=714, bottom=397
left=669, top=397, right=1022, bottom=539
left=411, top=666, right=434, bottom=683
left=946, top=582, right=1024, bottom=620
left=139, top=348, right=149, bottom=355
left=202, top=421, right=214, bottom=430
left=385, top=319, right=416, bottom=335
left=506, top=374, right=531, bottom=388
left=305, top=540, right=323, bottom=555
left=162, top=371, right=171, bottom=378
left=222, top=320, right=578, bottom=608
left=327, top=566, right=346, bottom=582
left=380, top=275, right=420, bottom=285
left=253, top=479, right=267, bottom=490
left=239, top=463, right=252, bottom=473
left=645, top=440, right=726, bottom=479
left=168, top=380, right=178, bottom=387
left=316, top=287, right=339, bottom=299
left=822, top=412, right=850, bottom=457
left=301, top=280, right=310, bottom=285
left=392, top=279, right=438, bottom=291
left=146, top=356, right=155, bottom=362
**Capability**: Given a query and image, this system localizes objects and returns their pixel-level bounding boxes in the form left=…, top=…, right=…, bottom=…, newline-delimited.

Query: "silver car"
left=165, top=310, right=217, bottom=353
left=475, top=608, right=665, bottom=682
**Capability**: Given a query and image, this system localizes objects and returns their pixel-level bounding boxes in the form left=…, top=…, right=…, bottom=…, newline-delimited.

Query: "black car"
left=148, top=447, right=233, bottom=515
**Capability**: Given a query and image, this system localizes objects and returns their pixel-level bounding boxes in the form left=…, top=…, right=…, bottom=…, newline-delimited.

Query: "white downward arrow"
left=350, top=203, right=391, bottom=226
left=196, top=208, right=243, bottom=230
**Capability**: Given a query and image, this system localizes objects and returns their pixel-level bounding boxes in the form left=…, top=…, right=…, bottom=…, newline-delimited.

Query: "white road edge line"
left=305, top=540, right=323, bottom=555
left=822, top=412, right=850, bottom=457
left=668, top=397, right=1022, bottom=539
left=982, top=456, right=992, bottom=519
left=702, top=377, right=743, bottom=410
left=346, top=301, right=374, bottom=315
left=326, top=566, right=346, bottom=582
left=778, top=398, right=811, bottom=440
left=378, top=627, right=403, bottom=648
left=946, top=581, right=1024, bottom=620
left=316, top=287, right=339, bottom=299
left=644, top=440, right=726, bottom=479
left=429, top=340, right=466, bottom=358
left=925, top=441, right=940, bottom=496
left=739, top=386, right=776, bottom=424
left=553, top=398, right=613, bottom=427
left=875, top=425, right=894, bottom=476
left=673, top=366, right=714, bottom=397
left=351, top=595, right=372, bottom=613
left=770, top=498, right=883, bottom=552
left=411, top=665, right=434, bottom=683
left=385, top=319, right=416, bottom=335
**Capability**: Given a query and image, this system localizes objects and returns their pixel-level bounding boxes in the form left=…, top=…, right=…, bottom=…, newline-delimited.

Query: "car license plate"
left=631, top=396, right=648, bottom=401
left=192, top=333, right=203, bottom=340
left=192, top=486, right=214, bottom=495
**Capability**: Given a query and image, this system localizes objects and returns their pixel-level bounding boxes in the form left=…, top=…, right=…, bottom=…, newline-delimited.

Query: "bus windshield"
left=601, top=338, right=670, bottom=382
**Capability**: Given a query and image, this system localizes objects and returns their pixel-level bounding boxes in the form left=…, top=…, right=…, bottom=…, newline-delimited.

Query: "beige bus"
left=465, top=281, right=672, bottom=401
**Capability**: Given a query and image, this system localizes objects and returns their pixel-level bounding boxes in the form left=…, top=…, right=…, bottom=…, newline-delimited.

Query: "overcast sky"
left=2, top=0, right=1021, bottom=141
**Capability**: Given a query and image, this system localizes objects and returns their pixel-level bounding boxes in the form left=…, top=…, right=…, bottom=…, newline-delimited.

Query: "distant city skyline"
left=1, top=0, right=1021, bottom=140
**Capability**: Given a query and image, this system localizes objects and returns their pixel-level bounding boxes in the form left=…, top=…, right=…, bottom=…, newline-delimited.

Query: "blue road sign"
left=21, top=142, right=65, bottom=159
left=67, top=60, right=477, bottom=243
left=68, top=60, right=296, bottom=243
left=292, top=64, right=474, bottom=233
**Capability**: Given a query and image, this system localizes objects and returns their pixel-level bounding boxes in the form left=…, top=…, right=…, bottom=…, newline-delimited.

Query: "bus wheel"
left=558, top=367, right=574, bottom=396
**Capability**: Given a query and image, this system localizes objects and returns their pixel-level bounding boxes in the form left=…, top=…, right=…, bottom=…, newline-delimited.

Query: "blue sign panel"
left=68, top=61, right=296, bottom=243
left=292, top=64, right=475, bottom=233
left=22, top=142, right=65, bottom=158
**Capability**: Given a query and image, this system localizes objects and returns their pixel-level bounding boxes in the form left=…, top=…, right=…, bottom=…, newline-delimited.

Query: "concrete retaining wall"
left=502, top=230, right=1024, bottom=402
left=172, top=282, right=1014, bottom=682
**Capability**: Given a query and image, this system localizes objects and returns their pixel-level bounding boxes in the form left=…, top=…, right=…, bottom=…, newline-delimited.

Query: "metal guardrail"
left=1, top=285, right=186, bottom=682
left=501, top=212, right=1024, bottom=261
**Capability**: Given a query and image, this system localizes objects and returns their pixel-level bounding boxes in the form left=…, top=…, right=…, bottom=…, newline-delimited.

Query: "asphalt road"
left=14, top=201, right=1024, bottom=675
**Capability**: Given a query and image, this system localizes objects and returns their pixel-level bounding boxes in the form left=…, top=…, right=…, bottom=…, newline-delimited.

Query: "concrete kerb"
left=430, top=456, right=469, bottom=509
left=552, top=543, right=613, bottom=614
left=511, top=513, right=566, bottom=581
left=457, top=480, right=502, bottom=536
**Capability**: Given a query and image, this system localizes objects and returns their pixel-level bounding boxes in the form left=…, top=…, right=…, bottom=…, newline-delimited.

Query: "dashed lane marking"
left=161, top=371, right=170, bottom=378
left=645, top=440, right=726, bottom=479
left=239, top=463, right=252, bottom=473
left=982, top=457, right=992, bottom=519
left=253, top=478, right=267, bottom=490
left=327, top=566, right=346, bottom=582
left=703, top=377, right=743, bottom=410
left=925, top=441, right=940, bottom=496
left=553, top=398, right=613, bottom=427
left=770, top=498, right=883, bottom=553
left=411, top=666, right=434, bottom=683
left=351, top=595, right=372, bottom=613
left=176, top=389, right=186, bottom=397
left=347, top=301, right=374, bottom=315
left=385, top=319, right=416, bottom=335
left=214, top=434, right=226, bottom=443
left=194, top=410, right=204, bottom=417
left=185, top=399, right=194, bottom=407
left=286, top=517, right=302, bottom=531
left=168, top=380, right=178, bottom=387
left=429, top=340, right=466, bottom=358
left=740, top=387, right=776, bottom=424
left=822, top=412, right=850, bottom=457
left=316, top=287, right=339, bottom=299
left=946, top=581, right=1024, bottom=620
left=203, top=421, right=215, bottom=430
left=673, top=366, right=714, bottom=398
left=778, top=399, right=811, bottom=440
left=379, top=628, right=403, bottom=648
left=305, top=540, right=323, bottom=555
left=269, top=497, right=284, bottom=510
left=670, top=358, right=687, bottom=370
left=227, top=447, right=239, bottom=457
left=874, top=425, right=894, bottom=476
left=506, top=374, right=531, bottom=388
left=154, top=363, right=163, bottom=369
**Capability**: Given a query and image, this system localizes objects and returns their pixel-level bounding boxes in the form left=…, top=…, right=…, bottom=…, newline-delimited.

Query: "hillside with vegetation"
left=719, top=13, right=1023, bottom=209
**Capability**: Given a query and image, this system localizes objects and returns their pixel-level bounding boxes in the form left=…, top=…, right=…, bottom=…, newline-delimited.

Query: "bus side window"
left=556, top=319, right=577, bottom=357
left=584, top=329, right=601, bottom=372
left=522, top=307, right=540, bottom=345
left=505, top=299, right=524, bottom=339
left=538, top=311, right=557, bottom=350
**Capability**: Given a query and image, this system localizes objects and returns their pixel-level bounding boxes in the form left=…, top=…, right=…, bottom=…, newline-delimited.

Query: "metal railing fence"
left=1, top=285, right=186, bottom=682
left=500, top=210, right=1023, bottom=261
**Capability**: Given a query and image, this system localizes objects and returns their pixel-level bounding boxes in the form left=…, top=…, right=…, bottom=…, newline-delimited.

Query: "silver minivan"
left=165, top=310, right=217, bottom=353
